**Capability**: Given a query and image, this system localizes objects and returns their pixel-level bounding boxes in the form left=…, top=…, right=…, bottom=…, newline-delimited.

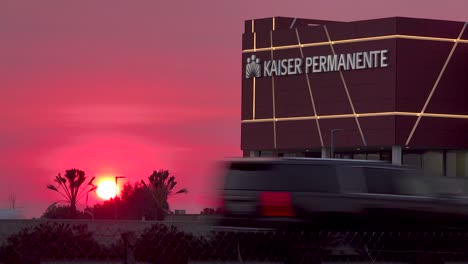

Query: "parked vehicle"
left=218, top=157, right=468, bottom=229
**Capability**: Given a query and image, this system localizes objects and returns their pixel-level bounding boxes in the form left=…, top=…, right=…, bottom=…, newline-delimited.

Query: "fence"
left=2, top=219, right=468, bottom=264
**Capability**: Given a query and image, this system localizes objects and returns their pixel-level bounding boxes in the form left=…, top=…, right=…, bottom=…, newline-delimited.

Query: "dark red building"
left=241, top=17, right=468, bottom=177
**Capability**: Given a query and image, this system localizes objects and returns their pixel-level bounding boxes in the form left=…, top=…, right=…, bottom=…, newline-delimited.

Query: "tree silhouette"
left=142, top=170, right=187, bottom=220
left=47, top=168, right=97, bottom=218
left=42, top=204, right=91, bottom=219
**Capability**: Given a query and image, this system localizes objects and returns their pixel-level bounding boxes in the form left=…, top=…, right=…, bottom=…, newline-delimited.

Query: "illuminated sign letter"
left=264, top=60, right=272, bottom=77
left=338, top=54, right=346, bottom=71
left=294, top=58, right=303, bottom=74
left=280, top=59, right=288, bottom=75
left=327, top=55, right=338, bottom=72
left=380, top=50, right=389, bottom=67
left=305, top=57, right=313, bottom=73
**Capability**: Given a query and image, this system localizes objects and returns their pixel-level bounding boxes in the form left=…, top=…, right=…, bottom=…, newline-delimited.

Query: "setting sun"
left=96, top=180, right=118, bottom=200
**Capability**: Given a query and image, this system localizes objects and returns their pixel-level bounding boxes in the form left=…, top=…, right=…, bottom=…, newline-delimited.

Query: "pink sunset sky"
left=1, top=0, right=468, bottom=218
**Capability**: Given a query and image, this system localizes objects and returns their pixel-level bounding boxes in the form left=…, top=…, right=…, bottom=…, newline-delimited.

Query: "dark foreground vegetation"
left=3, top=221, right=468, bottom=264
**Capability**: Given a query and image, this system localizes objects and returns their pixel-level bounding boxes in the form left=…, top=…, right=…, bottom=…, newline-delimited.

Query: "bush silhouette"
left=0, top=222, right=120, bottom=263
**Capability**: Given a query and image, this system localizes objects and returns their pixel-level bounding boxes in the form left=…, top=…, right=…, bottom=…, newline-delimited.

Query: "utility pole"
left=330, top=129, right=344, bottom=159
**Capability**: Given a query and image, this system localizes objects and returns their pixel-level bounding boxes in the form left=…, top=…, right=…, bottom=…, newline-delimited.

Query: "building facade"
left=241, top=17, right=468, bottom=177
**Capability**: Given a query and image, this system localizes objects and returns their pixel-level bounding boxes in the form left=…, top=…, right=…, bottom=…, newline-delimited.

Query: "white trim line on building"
left=252, top=77, right=256, bottom=120
left=270, top=30, right=277, bottom=149
left=242, top=34, right=468, bottom=53
left=289, top=18, right=297, bottom=29
left=241, top=112, right=468, bottom=123
left=296, top=28, right=324, bottom=147
left=405, top=22, right=468, bottom=146
left=323, top=25, right=367, bottom=146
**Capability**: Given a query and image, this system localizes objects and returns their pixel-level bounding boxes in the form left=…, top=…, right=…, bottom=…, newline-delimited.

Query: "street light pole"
left=330, top=129, right=344, bottom=159
left=114, top=176, right=126, bottom=220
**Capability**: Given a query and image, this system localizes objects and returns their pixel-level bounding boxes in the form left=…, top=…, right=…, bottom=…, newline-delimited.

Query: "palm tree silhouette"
left=142, top=169, right=187, bottom=220
left=47, top=168, right=97, bottom=218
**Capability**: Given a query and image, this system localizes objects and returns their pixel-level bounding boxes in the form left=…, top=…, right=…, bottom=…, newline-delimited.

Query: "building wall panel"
left=325, top=18, right=397, bottom=41
left=296, top=26, right=329, bottom=44
left=272, top=49, right=315, bottom=118
left=411, top=117, right=468, bottom=148
left=242, top=17, right=468, bottom=152
left=332, top=39, right=397, bottom=113
left=396, top=17, right=465, bottom=38
left=241, top=122, right=275, bottom=151
left=395, top=116, right=418, bottom=146
left=358, top=116, right=396, bottom=147
left=242, top=33, right=254, bottom=50
left=317, top=118, right=363, bottom=148
left=301, top=45, right=353, bottom=116
left=396, top=39, right=453, bottom=112
left=276, top=120, right=322, bottom=149
left=424, top=44, right=468, bottom=115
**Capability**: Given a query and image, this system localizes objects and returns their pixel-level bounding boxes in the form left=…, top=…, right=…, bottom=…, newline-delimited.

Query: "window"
left=366, top=153, right=380, bottom=161
left=224, top=162, right=277, bottom=190
left=224, top=162, right=338, bottom=192
left=403, top=153, right=423, bottom=168
left=279, top=164, right=338, bottom=192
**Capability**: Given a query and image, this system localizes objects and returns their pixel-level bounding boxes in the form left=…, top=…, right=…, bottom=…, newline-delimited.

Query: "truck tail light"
left=259, top=191, right=294, bottom=217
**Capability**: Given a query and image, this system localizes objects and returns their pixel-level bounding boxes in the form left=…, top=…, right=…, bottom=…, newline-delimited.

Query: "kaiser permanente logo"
left=245, top=54, right=262, bottom=78
left=245, top=49, right=389, bottom=79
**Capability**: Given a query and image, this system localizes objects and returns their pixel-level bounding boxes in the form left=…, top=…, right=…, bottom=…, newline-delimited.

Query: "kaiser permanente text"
left=262, top=49, right=389, bottom=77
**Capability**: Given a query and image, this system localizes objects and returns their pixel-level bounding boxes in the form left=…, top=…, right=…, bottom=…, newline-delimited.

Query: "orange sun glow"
left=96, top=180, right=118, bottom=200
